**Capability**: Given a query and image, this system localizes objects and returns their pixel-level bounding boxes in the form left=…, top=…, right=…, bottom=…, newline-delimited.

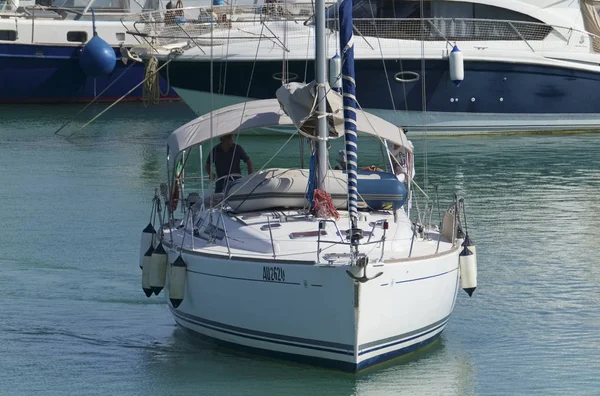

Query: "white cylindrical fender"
left=459, top=246, right=477, bottom=296
left=149, top=243, right=168, bottom=295
left=449, top=45, right=464, bottom=87
left=169, top=255, right=187, bottom=308
left=329, top=54, right=342, bottom=90
left=141, top=246, right=154, bottom=297
left=468, top=244, right=476, bottom=257
left=139, top=223, right=156, bottom=269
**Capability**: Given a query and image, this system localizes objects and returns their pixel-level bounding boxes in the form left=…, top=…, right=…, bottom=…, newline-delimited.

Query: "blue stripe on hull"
left=356, top=330, right=442, bottom=371
left=171, top=308, right=354, bottom=354
left=161, top=59, right=600, bottom=114
left=0, top=43, right=178, bottom=102
left=176, top=322, right=361, bottom=372
left=170, top=307, right=446, bottom=372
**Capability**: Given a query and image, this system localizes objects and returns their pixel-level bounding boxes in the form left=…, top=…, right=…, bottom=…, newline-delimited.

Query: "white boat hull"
left=175, top=88, right=600, bottom=136
left=164, top=244, right=460, bottom=371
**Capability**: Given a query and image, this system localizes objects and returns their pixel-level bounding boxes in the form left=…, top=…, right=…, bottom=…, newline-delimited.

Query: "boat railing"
left=124, top=3, right=330, bottom=47
left=315, top=218, right=393, bottom=264
left=123, top=5, right=600, bottom=55
left=184, top=204, right=429, bottom=262
left=3, top=0, right=164, bottom=20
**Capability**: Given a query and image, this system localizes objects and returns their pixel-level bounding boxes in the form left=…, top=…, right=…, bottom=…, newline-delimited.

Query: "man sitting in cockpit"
left=334, top=150, right=383, bottom=173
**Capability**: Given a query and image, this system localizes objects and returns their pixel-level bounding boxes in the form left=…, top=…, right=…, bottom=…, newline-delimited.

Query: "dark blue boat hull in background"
left=0, top=43, right=178, bottom=103
left=159, top=58, right=600, bottom=114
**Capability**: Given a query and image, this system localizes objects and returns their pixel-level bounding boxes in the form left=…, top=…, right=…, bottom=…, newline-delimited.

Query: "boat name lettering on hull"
left=263, top=266, right=285, bottom=282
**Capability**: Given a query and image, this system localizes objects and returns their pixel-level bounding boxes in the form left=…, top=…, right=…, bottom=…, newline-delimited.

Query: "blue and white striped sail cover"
left=339, top=0, right=358, bottom=225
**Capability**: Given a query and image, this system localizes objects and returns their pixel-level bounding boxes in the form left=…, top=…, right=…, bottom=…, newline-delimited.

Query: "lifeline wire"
left=366, top=0, right=398, bottom=114
left=225, top=23, right=267, bottom=183
left=207, top=20, right=268, bottom=197
left=420, top=0, right=429, bottom=194
left=54, top=61, right=136, bottom=135
left=76, top=58, right=176, bottom=134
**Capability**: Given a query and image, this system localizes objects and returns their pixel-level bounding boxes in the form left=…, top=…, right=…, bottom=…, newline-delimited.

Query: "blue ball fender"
left=79, top=35, right=117, bottom=77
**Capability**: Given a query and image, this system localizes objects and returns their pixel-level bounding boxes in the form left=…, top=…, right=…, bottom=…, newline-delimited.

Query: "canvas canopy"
left=167, top=93, right=412, bottom=170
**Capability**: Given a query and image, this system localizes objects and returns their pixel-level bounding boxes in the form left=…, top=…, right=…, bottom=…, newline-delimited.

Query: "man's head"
left=220, top=134, right=234, bottom=150
left=336, top=150, right=347, bottom=169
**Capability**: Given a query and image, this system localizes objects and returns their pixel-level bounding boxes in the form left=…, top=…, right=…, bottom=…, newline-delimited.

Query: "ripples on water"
left=0, top=104, right=598, bottom=395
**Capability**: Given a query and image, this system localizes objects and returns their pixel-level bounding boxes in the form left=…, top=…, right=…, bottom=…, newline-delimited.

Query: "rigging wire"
left=206, top=22, right=268, bottom=202
left=303, top=0, right=315, bottom=82
left=282, top=0, right=288, bottom=84
left=365, top=0, right=398, bottom=115
left=420, top=0, right=428, bottom=196
left=228, top=22, right=268, bottom=172
left=76, top=56, right=178, bottom=135
left=217, top=0, right=238, bottom=107
left=209, top=5, right=216, bottom=208
left=53, top=61, right=136, bottom=135
left=353, top=98, right=428, bottom=203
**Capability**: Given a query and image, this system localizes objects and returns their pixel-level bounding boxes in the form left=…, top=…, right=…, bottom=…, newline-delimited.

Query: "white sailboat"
left=139, top=0, right=478, bottom=371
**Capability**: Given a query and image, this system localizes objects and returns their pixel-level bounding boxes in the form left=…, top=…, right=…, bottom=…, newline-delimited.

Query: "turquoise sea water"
left=0, top=102, right=598, bottom=395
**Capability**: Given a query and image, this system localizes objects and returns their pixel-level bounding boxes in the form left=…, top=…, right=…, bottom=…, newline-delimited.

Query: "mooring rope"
left=76, top=55, right=180, bottom=134
left=143, top=56, right=161, bottom=106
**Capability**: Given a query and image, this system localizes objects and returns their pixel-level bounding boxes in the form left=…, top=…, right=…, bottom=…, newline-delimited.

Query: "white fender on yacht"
left=449, top=45, right=464, bottom=87
left=149, top=243, right=168, bottom=295
left=141, top=246, right=154, bottom=297
left=459, top=237, right=477, bottom=296
left=139, top=223, right=156, bottom=269
left=169, top=255, right=187, bottom=308
left=329, top=54, right=342, bottom=90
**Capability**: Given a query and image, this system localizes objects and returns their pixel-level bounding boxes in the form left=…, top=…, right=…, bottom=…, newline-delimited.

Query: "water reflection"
left=138, top=328, right=475, bottom=396
left=1, top=106, right=599, bottom=394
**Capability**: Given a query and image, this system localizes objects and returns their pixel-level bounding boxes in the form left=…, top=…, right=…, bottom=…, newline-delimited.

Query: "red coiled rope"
left=313, top=189, right=340, bottom=220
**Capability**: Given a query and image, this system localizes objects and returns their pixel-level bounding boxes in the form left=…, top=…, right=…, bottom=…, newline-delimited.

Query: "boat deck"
left=162, top=208, right=457, bottom=264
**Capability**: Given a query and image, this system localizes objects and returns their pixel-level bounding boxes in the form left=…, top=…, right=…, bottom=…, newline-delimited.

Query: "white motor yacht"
left=128, top=0, right=600, bottom=134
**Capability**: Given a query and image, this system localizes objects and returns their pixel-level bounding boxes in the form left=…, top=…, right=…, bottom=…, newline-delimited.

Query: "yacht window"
left=327, top=0, right=551, bottom=41
left=0, top=30, right=17, bottom=41
left=67, top=31, right=88, bottom=43
left=325, top=0, right=375, bottom=19
left=350, top=0, right=544, bottom=22
left=49, top=0, right=131, bottom=12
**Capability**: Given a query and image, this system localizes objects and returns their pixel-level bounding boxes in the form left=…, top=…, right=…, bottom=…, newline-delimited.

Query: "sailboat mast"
left=339, top=0, right=358, bottom=228
left=315, top=0, right=329, bottom=191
